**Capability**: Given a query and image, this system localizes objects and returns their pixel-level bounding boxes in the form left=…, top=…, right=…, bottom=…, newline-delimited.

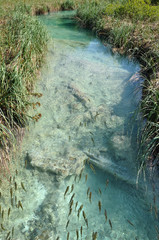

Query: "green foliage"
left=105, top=0, right=159, bottom=21
left=0, top=5, right=48, bottom=159
left=61, top=0, right=74, bottom=10
left=77, top=0, right=106, bottom=29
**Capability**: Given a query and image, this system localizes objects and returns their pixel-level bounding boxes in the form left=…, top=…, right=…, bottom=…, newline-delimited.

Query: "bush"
left=105, top=0, right=159, bottom=21
left=61, top=0, right=74, bottom=10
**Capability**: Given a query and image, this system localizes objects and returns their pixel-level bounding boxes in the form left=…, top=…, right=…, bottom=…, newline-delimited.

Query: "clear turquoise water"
left=1, top=11, right=158, bottom=240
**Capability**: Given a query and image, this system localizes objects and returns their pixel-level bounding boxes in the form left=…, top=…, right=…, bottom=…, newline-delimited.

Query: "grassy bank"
left=75, top=0, right=159, bottom=170
left=0, top=5, right=48, bottom=172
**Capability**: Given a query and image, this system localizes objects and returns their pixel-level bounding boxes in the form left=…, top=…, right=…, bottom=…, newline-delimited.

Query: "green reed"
left=0, top=5, right=48, bottom=168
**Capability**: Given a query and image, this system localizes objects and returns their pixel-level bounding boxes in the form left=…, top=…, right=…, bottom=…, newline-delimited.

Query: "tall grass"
left=0, top=5, right=48, bottom=171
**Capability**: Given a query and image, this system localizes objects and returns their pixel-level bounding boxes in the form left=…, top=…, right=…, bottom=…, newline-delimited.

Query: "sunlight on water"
left=0, top=11, right=158, bottom=240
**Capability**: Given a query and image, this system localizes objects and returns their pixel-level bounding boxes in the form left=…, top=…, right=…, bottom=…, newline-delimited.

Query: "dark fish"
left=1, top=224, right=5, bottom=230
left=87, top=187, right=90, bottom=197
left=2, top=210, right=4, bottom=219
left=98, top=201, right=101, bottom=213
left=90, top=164, right=96, bottom=174
left=66, top=220, right=70, bottom=229
left=21, top=182, right=26, bottom=191
left=14, top=182, right=17, bottom=191
left=70, top=184, right=74, bottom=194
left=109, top=219, right=112, bottom=230
left=10, top=188, right=13, bottom=198
left=69, top=200, right=73, bottom=209
left=98, top=188, right=102, bottom=195
left=74, top=175, right=78, bottom=182
left=92, top=232, right=98, bottom=240
left=89, top=132, right=94, bottom=135
left=69, top=136, right=71, bottom=141
left=64, top=186, right=69, bottom=198
left=91, top=137, right=95, bottom=146
left=127, top=219, right=134, bottom=227
left=89, top=192, right=92, bottom=203
left=76, top=229, right=79, bottom=240
left=12, top=227, right=14, bottom=237
left=0, top=205, right=1, bottom=213
left=154, top=205, right=158, bottom=219
left=9, top=177, right=12, bottom=183
left=85, top=174, right=88, bottom=182
left=85, top=218, right=88, bottom=228
left=155, top=226, right=159, bottom=234
left=16, top=169, right=18, bottom=176
left=18, top=200, right=23, bottom=210
left=6, top=231, right=10, bottom=239
left=78, top=205, right=83, bottom=217
left=70, top=193, right=75, bottom=203
left=56, top=237, right=60, bottom=240
left=68, top=208, right=72, bottom=217
left=67, top=232, right=69, bottom=240
left=82, top=211, right=86, bottom=220
left=104, top=209, right=107, bottom=222
left=84, top=122, right=87, bottom=127
left=105, top=179, right=109, bottom=188
left=75, top=201, right=78, bottom=211
left=80, top=226, right=83, bottom=237
left=8, top=208, right=11, bottom=217
left=25, top=159, right=27, bottom=168
left=11, top=198, right=13, bottom=207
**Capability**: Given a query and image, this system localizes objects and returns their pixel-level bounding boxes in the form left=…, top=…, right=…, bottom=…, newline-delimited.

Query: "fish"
left=12, top=227, right=14, bottom=237
left=82, top=211, right=86, bottom=221
left=75, top=201, right=78, bottom=211
left=8, top=208, right=11, bottom=217
left=105, top=179, right=109, bottom=188
left=1, top=224, right=5, bottom=230
left=89, top=192, right=92, bottom=203
left=109, top=219, right=112, bottom=230
left=87, top=187, right=90, bottom=197
left=76, top=229, right=79, bottom=240
left=10, top=188, right=13, bottom=198
left=18, top=200, right=23, bottom=210
left=64, top=186, right=69, bottom=198
left=127, top=219, right=134, bottom=227
left=74, top=175, right=78, bottom=182
left=16, top=169, right=18, bottom=175
left=2, top=210, right=4, bottom=219
left=84, top=122, right=87, bottom=127
left=11, top=198, right=13, bottom=207
left=68, top=208, right=72, bottom=217
left=91, top=137, right=95, bottom=146
left=15, top=182, right=17, bottom=191
left=92, top=232, right=98, bottom=240
left=89, top=132, right=94, bottom=136
left=66, top=220, right=70, bottom=229
left=98, top=188, right=102, bottom=195
left=69, top=136, right=71, bottom=141
left=154, top=205, right=158, bottom=219
left=69, top=200, right=73, bottom=209
left=56, top=237, right=60, bottom=240
left=155, top=226, right=159, bottom=234
left=85, top=174, right=88, bottom=182
left=104, top=209, right=107, bottom=222
left=80, top=226, right=83, bottom=237
left=6, top=231, right=10, bottom=239
left=0, top=205, right=1, bottom=213
left=70, top=184, right=74, bottom=194
left=70, top=193, right=75, bottom=203
left=79, top=122, right=82, bottom=126
left=85, top=218, right=88, bottom=228
left=90, top=164, right=96, bottom=174
left=98, top=201, right=101, bottom=212
left=78, top=205, right=83, bottom=217
left=67, top=232, right=69, bottom=240
left=25, top=159, right=27, bottom=168
left=9, top=177, right=12, bottom=183
left=21, top=182, right=26, bottom=191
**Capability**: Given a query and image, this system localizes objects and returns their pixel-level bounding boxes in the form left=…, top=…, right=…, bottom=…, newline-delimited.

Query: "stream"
left=0, top=11, right=158, bottom=240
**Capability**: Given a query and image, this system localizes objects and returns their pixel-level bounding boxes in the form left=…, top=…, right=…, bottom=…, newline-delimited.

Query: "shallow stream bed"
left=1, top=11, right=159, bottom=240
